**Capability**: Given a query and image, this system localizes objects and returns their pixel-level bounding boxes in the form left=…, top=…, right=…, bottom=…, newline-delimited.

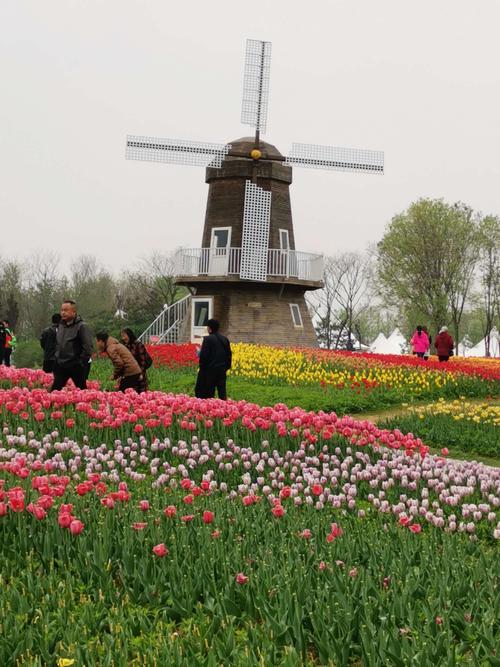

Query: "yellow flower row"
left=229, top=343, right=457, bottom=394
left=407, top=398, right=500, bottom=426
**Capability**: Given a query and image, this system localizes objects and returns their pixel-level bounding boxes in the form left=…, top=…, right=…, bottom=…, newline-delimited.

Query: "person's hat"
left=439, top=326, right=448, bottom=333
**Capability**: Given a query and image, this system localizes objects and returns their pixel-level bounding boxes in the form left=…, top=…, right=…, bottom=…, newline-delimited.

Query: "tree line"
left=1, top=198, right=499, bottom=360
left=311, top=199, right=499, bottom=355
left=0, top=252, right=185, bottom=366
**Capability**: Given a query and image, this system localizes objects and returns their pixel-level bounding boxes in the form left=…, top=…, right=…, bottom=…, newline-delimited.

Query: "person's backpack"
left=144, top=348, right=153, bottom=369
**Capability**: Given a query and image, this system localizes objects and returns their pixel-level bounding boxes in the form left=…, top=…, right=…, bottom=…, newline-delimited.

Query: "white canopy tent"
left=463, top=327, right=500, bottom=357
left=370, top=332, right=388, bottom=353
left=370, top=328, right=407, bottom=355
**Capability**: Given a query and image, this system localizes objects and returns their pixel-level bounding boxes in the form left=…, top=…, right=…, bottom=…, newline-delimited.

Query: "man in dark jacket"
left=40, top=313, right=61, bottom=373
left=195, top=319, right=232, bottom=400
left=51, top=300, right=93, bottom=391
left=0, top=321, right=5, bottom=365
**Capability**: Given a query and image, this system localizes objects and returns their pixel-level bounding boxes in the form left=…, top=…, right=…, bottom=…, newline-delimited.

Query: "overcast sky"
left=1, top=0, right=499, bottom=274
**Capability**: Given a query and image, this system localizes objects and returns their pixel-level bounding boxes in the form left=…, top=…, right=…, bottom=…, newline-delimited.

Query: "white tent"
left=464, top=327, right=500, bottom=357
left=370, top=332, right=388, bottom=353
left=457, top=335, right=473, bottom=357
left=371, top=328, right=407, bottom=355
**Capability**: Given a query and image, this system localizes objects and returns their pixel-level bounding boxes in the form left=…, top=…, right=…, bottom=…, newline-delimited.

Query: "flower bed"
left=383, top=398, right=500, bottom=458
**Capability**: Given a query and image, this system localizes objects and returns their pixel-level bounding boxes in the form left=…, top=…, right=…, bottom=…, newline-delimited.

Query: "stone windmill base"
left=177, top=282, right=317, bottom=347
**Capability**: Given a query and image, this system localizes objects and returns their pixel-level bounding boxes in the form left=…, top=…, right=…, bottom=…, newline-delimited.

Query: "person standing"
left=95, top=332, right=143, bottom=393
left=410, top=325, right=430, bottom=359
left=195, top=318, right=232, bottom=400
left=120, top=328, right=152, bottom=391
left=40, top=313, right=61, bottom=373
left=0, top=321, right=6, bottom=365
left=422, top=326, right=432, bottom=360
left=51, top=300, right=93, bottom=390
left=434, top=326, right=454, bottom=362
left=2, top=320, right=16, bottom=367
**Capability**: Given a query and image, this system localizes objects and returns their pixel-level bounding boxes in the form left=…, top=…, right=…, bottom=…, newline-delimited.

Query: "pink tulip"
left=152, top=543, right=168, bottom=557
left=235, top=572, right=248, bottom=585
left=69, top=519, right=84, bottom=535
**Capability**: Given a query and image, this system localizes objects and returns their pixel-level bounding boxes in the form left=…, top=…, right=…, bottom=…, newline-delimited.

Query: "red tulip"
left=330, top=523, right=343, bottom=538
left=409, top=523, right=422, bottom=533
left=139, top=500, right=150, bottom=512
left=271, top=504, right=285, bottom=518
left=202, top=511, right=214, bottom=524
left=164, top=505, right=177, bottom=518
left=235, top=572, right=248, bottom=585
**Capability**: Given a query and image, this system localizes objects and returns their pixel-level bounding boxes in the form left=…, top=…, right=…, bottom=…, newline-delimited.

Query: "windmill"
left=127, top=39, right=384, bottom=346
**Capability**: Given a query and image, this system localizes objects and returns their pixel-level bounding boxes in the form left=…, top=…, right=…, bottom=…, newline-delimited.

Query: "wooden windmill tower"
left=127, top=40, right=384, bottom=346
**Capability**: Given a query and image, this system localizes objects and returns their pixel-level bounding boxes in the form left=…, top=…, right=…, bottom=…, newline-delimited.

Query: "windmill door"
left=209, top=228, right=231, bottom=276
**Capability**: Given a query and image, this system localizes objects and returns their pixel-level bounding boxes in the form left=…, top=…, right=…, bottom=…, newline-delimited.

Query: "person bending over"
left=96, top=332, right=143, bottom=393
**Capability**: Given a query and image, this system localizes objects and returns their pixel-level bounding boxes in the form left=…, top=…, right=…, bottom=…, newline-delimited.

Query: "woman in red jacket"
left=434, top=326, right=454, bottom=362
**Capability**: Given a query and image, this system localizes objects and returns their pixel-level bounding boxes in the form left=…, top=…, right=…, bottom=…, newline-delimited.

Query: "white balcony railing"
left=174, top=247, right=324, bottom=282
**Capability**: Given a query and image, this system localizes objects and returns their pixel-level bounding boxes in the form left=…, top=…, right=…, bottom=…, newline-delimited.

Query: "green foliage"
left=11, top=339, right=43, bottom=369
left=377, top=199, right=481, bottom=338
left=0, top=495, right=498, bottom=665
left=382, top=412, right=499, bottom=458
left=89, top=359, right=497, bottom=417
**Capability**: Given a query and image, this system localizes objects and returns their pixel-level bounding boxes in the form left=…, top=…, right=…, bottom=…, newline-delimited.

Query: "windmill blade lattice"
left=285, top=143, right=384, bottom=174
left=126, top=136, right=231, bottom=168
left=241, top=39, right=272, bottom=135
left=240, top=181, right=272, bottom=281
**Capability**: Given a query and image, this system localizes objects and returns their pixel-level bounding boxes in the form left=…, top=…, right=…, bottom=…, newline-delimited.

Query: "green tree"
left=377, top=199, right=480, bottom=347
left=476, top=215, right=500, bottom=356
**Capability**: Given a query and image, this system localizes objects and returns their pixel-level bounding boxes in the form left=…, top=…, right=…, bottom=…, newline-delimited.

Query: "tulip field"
left=0, top=346, right=499, bottom=665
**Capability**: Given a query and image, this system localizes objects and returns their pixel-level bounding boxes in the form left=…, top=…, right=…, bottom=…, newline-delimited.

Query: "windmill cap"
left=228, top=137, right=283, bottom=160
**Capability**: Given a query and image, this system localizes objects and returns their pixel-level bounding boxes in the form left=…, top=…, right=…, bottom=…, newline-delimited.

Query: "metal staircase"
left=138, top=295, right=191, bottom=344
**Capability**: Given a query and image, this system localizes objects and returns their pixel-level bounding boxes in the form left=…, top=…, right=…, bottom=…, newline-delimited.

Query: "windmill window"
left=289, top=303, right=303, bottom=328
left=279, top=229, right=289, bottom=250
left=194, top=301, right=210, bottom=327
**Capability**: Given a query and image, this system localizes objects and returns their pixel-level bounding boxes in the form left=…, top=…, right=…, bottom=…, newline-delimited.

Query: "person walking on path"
left=410, top=325, right=430, bottom=359
left=96, top=332, right=143, bottom=393
left=195, top=318, right=232, bottom=400
left=2, top=320, right=16, bottom=366
left=40, top=313, right=61, bottom=373
left=120, top=328, right=152, bottom=392
left=51, top=300, right=93, bottom=391
left=434, top=326, right=454, bottom=362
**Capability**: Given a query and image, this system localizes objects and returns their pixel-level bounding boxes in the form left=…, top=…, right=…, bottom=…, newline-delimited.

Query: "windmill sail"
left=126, top=136, right=231, bottom=168
left=241, top=39, right=272, bottom=135
left=240, top=181, right=272, bottom=281
left=285, top=143, right=384, bottom=174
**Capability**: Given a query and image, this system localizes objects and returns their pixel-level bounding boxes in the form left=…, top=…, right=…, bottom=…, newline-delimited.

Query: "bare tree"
left=23, top=252, right=66, bottom=337
left=122, top=251, right=185, bottom=324
left=310, top=251, right=371, bottom=349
